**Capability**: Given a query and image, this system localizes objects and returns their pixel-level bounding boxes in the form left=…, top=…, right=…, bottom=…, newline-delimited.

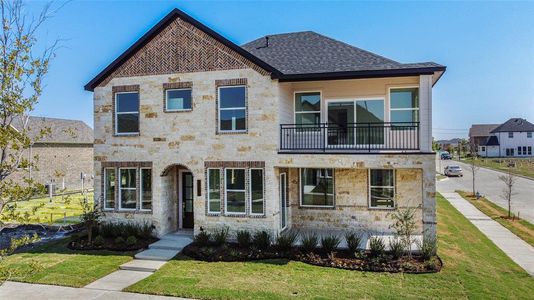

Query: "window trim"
left=528, top=132, right=532, bottom=138
left=103, top=168, right=115, bottom=211
left=207, top=168, right=222, bottom=214
left=388, top=86, right=420, bottom=124
left=508, top=132, right=514, bottom=138
left=224, top=168, right=247, bottom=215
left=368, top=168, right=396, bottom=210
left=165, top=88, right=193, bottom=112
left=114, top=91, right=140, bottom=135
left=218, top=85, right=247, bottom=133
left=249, top=168, right=265, bottom=216
left=294, top=90, right=322, bottom=125
left=118, top=167, right=137, bottom=211
left=299, top=168, right=335, bottom=208
left=139, top=167, right=152, bottom=211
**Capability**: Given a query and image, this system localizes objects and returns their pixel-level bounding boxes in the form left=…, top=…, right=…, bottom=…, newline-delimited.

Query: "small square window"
left=508, top=132, right=514, bottom=138
left=528, top=132, right=532, bottom=138
left=166, top=89, right=192, bottom=111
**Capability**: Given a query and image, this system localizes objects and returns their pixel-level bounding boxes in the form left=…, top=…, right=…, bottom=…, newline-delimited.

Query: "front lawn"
left=126, top=194, right=534, bottom=299
left=0, top=238, right=133, bottom=287
left=457, top=190, right=534, bottom=247
left=463, top=157, right=534, bottom=179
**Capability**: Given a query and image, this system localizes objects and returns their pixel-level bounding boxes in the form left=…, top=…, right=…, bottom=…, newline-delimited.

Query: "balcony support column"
left=419, top=75, right=433, bottom=152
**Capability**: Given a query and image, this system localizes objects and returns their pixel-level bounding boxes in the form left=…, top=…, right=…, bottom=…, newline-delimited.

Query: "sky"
left=24, top=0, right=534, bottom=140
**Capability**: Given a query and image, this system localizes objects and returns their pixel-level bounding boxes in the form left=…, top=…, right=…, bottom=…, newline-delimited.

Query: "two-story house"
left=85, top=8, right=446, bottom=241
left=477, top=118, right=534, bottom=157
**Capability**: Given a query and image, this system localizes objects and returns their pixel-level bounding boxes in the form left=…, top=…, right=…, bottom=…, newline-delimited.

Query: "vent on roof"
left=256, top=36, right=269, bottom=49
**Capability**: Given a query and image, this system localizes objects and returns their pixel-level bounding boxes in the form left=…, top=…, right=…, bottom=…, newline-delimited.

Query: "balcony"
left=279, top=122, right=420, bottom=153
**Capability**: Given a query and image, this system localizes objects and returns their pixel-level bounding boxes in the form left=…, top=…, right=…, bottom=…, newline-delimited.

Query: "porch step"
left=149, top=238, right=191, bottom=251
left=119, top=259, right=167, bottom=272
left=160, top=233, right=193, bottom=242
left=134, top=248, right=180, bottom=261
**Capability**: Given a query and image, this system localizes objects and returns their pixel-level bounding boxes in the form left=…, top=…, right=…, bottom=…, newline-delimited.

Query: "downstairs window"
left=369, top=169, right=395, bottom=208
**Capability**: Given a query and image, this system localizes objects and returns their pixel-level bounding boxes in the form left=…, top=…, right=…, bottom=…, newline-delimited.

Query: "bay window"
left=300, top=168, right=334, bottom=207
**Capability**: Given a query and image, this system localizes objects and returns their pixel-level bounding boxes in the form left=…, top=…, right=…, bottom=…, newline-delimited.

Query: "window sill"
left=217, top=130, right=248, bottom=135
left=299, top=205, right=335, bottom=210
left=114, top=133, right=140, bottom=137
left=368, top=207, right=396, bottom=211
left=165, top=109, right=193, bottom=113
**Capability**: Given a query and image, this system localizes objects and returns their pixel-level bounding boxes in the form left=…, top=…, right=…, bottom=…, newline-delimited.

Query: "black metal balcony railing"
left=279, top=122, right=420, bottom=152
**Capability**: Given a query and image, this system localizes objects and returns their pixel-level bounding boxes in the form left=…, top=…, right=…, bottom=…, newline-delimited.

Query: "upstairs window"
left=390, top=88, right=419, bottom=126
left=218, top=86, right=246, bottom=132
left=369, top=169, right=395, bottom=209
left=527, top=132, right=532, bottom=138
left=508, top=132, right=514, bottom=138
left=165, top=88, right=192, bottom=111
left=295, top=92, right=321, bottom=126
left=115, top=92, right=139, bottom=134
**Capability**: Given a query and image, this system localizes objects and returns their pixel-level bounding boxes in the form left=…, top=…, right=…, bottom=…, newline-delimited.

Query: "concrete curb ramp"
left=441, top=192, right=534, bottom=276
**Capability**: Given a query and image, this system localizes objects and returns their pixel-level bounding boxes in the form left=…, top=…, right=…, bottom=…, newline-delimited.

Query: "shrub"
left=369, top=236, right=386, bottom=257
left=301, top=233, right=318, bottom=253
left=236, top=230, right=251, bottom=248
left=126, top=236, right=137, bottom=247
left=389, top=237, right=405, bottom=259
left=94, top=235, right=105, bottom=247
left=320, top=234, right=341, bottom=254
left=345, top=231, right=362, bottom=255
left=275, top=231, right=299, bottom=252
left=212, top=226, right=229, bottom=246
left=417, top=235, right=437, bottom=260
left=253, top=230, right=271, bottom=250
left=114, top=236, right=125, bottom=245
left=98, top=221, right=154, bottom=239
left=389, top=208, right=417, bottom=258
left=194, top=230, right=211, bottom=247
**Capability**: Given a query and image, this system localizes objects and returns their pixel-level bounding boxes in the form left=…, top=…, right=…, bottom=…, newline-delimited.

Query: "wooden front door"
left=182, top=172, right=194, bottom=229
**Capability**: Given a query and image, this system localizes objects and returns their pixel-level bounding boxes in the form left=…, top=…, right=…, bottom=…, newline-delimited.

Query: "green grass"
left=125, top=194, right=534, bottom=299
left=457, top=190, right=534, bottom=247
left=0, top=238, right=133, bottom=287
left=463, top=157, right=534, bottom=179
left=0, top=192, right=94, bottom=224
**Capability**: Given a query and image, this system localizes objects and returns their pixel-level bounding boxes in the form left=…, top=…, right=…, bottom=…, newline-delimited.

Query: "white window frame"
left=528, top=132, right=532, bottom=138
left=528, top=146, right=532, bottom=155
left=115, top=91, right=140, bottom=135
left=103, top=168, right=115, bottom=211
left=139, top=168, right=152, bottom=211
left=165, top=88, right=193, bottom=112
left=508, top=132, right=514, bottom=138
left=368, top=169, right=396, bottom=210
left=218, top=85, right=247, bottom=133
left=294, top=90, right=322, bottom=125
left=224, top=168, right=247, bottom=215
left=388, top=87, right=420, bottom=124
left=207, top=168, right=221, bottom=214
left=299, top=168, right=335, bottom=208
left=249, top=168, right=265, bottom=216
left=118, top=167, right=137, bottom=211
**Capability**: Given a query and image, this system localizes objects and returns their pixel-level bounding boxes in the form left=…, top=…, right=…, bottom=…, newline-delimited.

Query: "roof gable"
left=491, top=118, right=534, bottom=133
left=84, top=9, right=280, bottom=91
left=469, top=124, right=499, bottom=137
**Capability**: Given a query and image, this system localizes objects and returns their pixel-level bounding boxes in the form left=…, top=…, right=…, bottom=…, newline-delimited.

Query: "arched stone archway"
left=160, top=163, right=191, bottom=177
left=159, top=163, right=195, bottom=233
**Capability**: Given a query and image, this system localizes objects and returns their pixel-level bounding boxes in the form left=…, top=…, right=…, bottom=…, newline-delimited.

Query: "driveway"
left=436, top=158, right=534, bottom=224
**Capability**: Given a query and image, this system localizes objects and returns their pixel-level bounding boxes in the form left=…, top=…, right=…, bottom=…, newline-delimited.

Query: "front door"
left=182, top=172, right=194, bottom=229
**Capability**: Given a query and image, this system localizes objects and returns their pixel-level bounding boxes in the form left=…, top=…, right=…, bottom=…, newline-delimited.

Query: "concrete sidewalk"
left=0, top=281, right=189, bottom=300
left=441, top=192, right=534, bottom=276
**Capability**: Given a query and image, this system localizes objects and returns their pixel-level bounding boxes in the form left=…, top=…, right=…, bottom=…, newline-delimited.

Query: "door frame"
left=177, top=169, right=194, bottom=229
left=279, top=172, right=288, bottom=230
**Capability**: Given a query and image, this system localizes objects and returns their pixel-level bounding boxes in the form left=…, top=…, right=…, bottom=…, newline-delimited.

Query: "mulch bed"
left=182, top=242, right=442, bottom=273
left=67, top=236, right=158, bottom=252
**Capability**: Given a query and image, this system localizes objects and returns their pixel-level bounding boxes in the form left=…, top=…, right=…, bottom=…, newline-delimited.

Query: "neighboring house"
left=84, top=8, right=446, bottom=239
left=11, top=116, right=94, bottom=191
left=436, top=138, right=461, bottom=151
left=469, top=124, right=499, bottom=150
left=477, top=118, right=534, bottom=157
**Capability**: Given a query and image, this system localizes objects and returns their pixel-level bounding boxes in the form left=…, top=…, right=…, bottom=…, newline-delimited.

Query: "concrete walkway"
left=441, top=192, right=534, bottom=276
left=0, top=281, right=188, bottom=300
left=85, top=231, right=193, bottom=291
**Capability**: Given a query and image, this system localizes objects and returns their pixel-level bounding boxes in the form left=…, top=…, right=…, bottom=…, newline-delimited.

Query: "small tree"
left=389, top=208, right=417, bottom=258
left=499, top=170, right=517, bottom=219
left=80, top=192, right=101, bottom=243
left=467, top=143, right=480, bottom=196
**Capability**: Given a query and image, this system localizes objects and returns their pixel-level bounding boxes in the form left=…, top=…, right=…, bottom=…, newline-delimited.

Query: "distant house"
left=469, top=124, right=499, bottom=149
left=436, top=138, right=461, bottom=151
left=11, top=116, right=94, bottom=191
left=476, top=118, right=534, bottom=157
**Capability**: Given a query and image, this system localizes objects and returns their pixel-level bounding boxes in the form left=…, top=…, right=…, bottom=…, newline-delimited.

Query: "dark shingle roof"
left=11, top=116, right=93, bottom=144
left=490, top=118, right=534, bottom=133
left=469, top=124, right=499, bottom=137
left=241, top=31, right=444, bottom=75
left=484, top=136, right=500, bottom=146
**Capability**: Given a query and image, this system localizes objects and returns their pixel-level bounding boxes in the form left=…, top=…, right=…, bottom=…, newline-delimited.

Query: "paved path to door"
left=440, top=192, right=534, bottom=276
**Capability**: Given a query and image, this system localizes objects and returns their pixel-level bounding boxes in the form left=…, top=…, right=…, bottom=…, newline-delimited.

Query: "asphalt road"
left=436, top=158, right=534, bottom=224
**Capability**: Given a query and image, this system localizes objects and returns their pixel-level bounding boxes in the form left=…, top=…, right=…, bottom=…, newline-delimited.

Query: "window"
left=165, top=88, right=192, bottom=111
left=119, top=168, right=137, bottom=210
left=369, top=169, right=395, bottom=208
left=390, top=88, right=419, bottom=126
left=300, top=168, right=334, bottom=207
left=481, top=146, right=486, bottom=152
left=518, top=146, right=522, bottom=155
left=295, top=92, right=321, bottom=126
left=104, top=168, right=115, bottom=210
left=225, top=169, right=246, bottom=214
left=506, top=148, right=514, bottom=156
left=250, top=169, right=264, bottom=215
left=508, top=132, right=514, bottom=138
left=115, top=92, right=139, bottom=134
left=218, top=86, right=246, bottom=132
left=523, top=146, right=527, bottom=155
left=207, top=169, right=221, bottom=213
left=528, top=132, right=532, bottom=138
left=140, top=168, right=152, bottom=210
left=528, top=146, right=532, bottom=155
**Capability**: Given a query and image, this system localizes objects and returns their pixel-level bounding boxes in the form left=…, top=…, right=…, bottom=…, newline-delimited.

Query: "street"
left=436, top=158, right=534, bottom=224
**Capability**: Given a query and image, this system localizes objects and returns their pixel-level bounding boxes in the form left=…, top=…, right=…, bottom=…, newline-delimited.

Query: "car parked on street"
left=444, top=165, right=463, bottom=177
left=441, top=153, right=452, bottom=160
